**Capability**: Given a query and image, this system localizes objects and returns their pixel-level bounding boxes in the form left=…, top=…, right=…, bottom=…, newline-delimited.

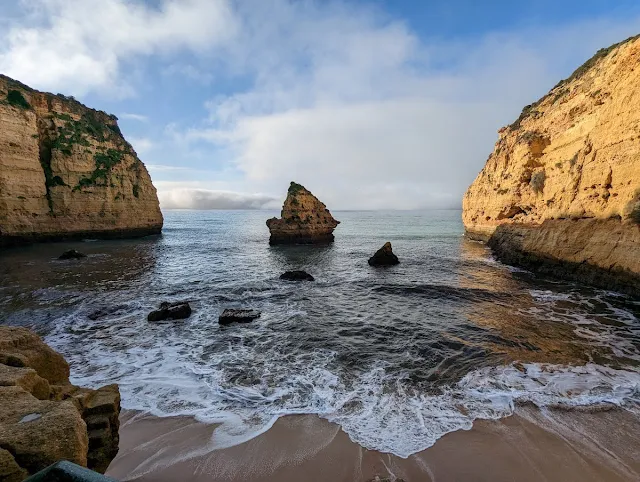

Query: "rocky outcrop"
left=462, top=35, right=640, bottom=294
left=219, top=309, right=261, bottom=325
left=280, top=270, right=315, bottom=281
left=0, top=326, right=120, bottom=478
left=147, top=301, right=192, bottom=322
left=0, top=74, right=163, bottom=246
left=368, top=242, right=400, bottom=267
left=266, top=182, right=339, bottom=245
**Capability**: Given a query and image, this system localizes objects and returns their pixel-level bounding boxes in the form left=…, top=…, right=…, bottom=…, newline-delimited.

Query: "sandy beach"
left=106, top=406, right=640, bottom=482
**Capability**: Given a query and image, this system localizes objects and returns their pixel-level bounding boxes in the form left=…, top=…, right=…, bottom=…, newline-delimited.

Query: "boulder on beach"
left=280, top=270, right=315, bottom=281
left=219, top=309, right=261, bottom=325
left=0, top=327, right=120, bottom=477
left=266, top=182, right=340, bottom=245
left=147, top=301, right=192, bottom=322
left=58, top=250, right=86, bottom=260
left=368, top=242, right=400, bottom=267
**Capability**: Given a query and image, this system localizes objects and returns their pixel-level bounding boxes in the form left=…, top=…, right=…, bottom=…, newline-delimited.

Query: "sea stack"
left=0, top=74, right=163, bottom=246
left=462, top=35, right=640, bottom=295
left=368, top=242, right=400, bottom=266
left=266, top=182, right=340, bottom=245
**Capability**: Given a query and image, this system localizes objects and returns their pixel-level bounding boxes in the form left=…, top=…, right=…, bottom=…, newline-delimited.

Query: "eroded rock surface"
left=266, top=182, right=339, bottom=245
left=462, top=35, right=640, bottom=293
left=0, top=326, right=120, bottom=478
left=0, top=74, right=163, bottom=246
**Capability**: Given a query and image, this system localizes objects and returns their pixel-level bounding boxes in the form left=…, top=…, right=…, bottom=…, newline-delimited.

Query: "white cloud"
left=120, top=113, right=148, bottom=122
left=128, top=137, right=154, bottom=155
left=0, top=0, right=236, bottom=95
left=182, top=7, right=640, bottom=209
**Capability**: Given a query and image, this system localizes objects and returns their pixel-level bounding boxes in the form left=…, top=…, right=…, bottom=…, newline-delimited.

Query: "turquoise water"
left=1, top=210, right=639, bottom=456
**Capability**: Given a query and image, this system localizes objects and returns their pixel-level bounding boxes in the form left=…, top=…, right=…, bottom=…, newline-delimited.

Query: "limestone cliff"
left=462, top=35, right=640, bottom=295
left=0, top=326, right=120, bottom=479
left=266, top=182, right=340, bottom=244
left=0, top=74, right=162, bottom=246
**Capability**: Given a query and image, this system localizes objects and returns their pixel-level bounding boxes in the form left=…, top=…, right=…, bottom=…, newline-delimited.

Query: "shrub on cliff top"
left=630, top=205, right=640, bottom=224
left=6, top=89, right=31, bottom=109
left=288, top=181, right=306, bottom=195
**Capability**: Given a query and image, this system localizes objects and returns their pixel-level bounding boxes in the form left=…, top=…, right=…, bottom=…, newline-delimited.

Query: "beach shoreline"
left=107, top=406, right=640, bottom=482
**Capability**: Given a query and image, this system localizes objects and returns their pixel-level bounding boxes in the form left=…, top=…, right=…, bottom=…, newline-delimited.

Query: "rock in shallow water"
left=368, top=242, right=400, bottom=266
left=280, top=270, right=315, bottom=281
left=147, top=301, right=192, bottom=322
left=219, top=309, right=261, bottom=325
left=58, top=250, right=87, bottom=260
left=266, top=182, right=340, bottom=245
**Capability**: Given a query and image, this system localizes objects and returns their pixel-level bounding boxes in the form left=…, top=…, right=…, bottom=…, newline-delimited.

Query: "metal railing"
left=25, top=461, right=117, bottom=482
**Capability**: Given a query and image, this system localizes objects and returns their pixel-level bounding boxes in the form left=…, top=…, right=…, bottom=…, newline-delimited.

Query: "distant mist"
left=159, top=189, right=279, bottom=210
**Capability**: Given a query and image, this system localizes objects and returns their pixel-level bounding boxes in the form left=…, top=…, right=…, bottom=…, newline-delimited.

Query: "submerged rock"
left=266, top=182, right=340, bottom=245
left=0, top=327, right=120, bottom=477
left=280, top=270, right=315, bottom=281
left=58, top=249, right=86, bottom=260
left=219, top=309, right=261, bottom=325
left=147, top=301, right=192, bottom=322
left=368, top=242, right=400, bottom=266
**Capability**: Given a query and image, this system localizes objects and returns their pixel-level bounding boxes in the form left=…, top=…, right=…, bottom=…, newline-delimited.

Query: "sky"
left=2, top=0, right=640, bottom=210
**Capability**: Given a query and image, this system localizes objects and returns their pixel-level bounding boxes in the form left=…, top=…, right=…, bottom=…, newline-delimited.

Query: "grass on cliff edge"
left=509, top=34, right=640, bottom=131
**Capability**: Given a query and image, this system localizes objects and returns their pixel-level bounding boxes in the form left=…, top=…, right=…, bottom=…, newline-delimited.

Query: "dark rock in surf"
left=147, top=301, right=192, bottom=322
left=58, top=249, right=86, bottom=260
left=219, top=309, right=261, bottom=325
left=280, top=270, right=315, bottom=281
left=368, top=242, right=400, bottom=266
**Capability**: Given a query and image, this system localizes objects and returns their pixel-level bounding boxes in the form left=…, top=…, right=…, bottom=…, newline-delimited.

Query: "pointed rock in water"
left=219, top=309, right=261, bottom=325
left=58, top=249, right=86, bottom=260
left=147, top=301, right=192, bottom=322
left=368, top=242, right=400, bottom=266
left=280, top=270, right=315, bottom=281
left=266, top=182, right=340, bottom=245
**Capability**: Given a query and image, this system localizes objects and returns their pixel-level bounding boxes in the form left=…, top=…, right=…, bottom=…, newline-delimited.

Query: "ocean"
left=1, top=210, right=639, bottom=457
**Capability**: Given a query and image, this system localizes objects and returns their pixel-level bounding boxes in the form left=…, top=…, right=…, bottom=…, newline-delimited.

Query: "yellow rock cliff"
left=0, top=75, right=162, bottom=246
left=462, top=35, right=640, bottom=294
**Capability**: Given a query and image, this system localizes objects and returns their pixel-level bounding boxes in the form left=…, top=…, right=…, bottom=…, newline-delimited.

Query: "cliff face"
left=0, top=326, right=120, bottom=479
left=266, top=182, right=340, bottom=244
left=462, top=36, right=640, bottom=294
left=0, top=75, right=162, bottom=245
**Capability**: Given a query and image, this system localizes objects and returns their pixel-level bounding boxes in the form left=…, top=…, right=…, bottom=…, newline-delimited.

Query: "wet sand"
left=107, top=407, right=640, bottom=482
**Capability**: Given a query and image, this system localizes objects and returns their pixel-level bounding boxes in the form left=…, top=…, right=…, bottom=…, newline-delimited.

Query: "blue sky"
left=2, top=0, right=640, bottom=209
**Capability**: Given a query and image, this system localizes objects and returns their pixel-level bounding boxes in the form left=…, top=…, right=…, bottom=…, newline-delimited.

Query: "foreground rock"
left=58, top=249, right=86, bottom=260
left=280, top=270, right=315, bottom=281
left=0, top=74, right=163, bottom=247
left=266, top=182, right=340, bottom=245
left=368, top=242, right=400, bottom=266
left=0, top=326, right=120, bottom=478
left=147, top=301, right=192, bottom=322
left=462, top=35, right=640, bottom=295
left=219, top=309, right=261, bottom=325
